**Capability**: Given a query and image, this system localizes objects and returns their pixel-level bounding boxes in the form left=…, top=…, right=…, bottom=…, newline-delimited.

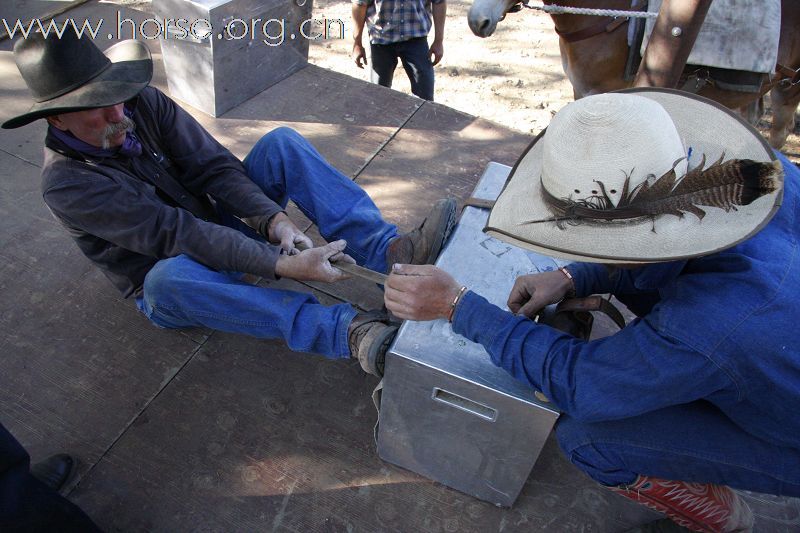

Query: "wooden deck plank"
left=0, top=252, right=200, bottom=485
left=208, top=65, right=421, bottom=176
left=0, top=145, right=201, bottom=492
left=67, top=281, right=655, bottom=532
left=353, top=100, right=532, bottom=227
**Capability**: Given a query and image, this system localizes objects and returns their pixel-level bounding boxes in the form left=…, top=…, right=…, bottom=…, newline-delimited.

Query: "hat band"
left=536, top=180, right=638, bottom=226
left=536, top=156, right=782, bottom=226
left=33, top=60, right=112, bottom=103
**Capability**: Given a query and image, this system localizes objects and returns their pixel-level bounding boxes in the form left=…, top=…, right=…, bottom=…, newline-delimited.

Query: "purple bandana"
left=48, top=106, right=142, bottom=158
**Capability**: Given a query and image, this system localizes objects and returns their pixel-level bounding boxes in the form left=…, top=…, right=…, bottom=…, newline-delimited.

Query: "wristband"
left=447, top=286, right=468, bottom=323
left=558, top=266, right=576, bottom=298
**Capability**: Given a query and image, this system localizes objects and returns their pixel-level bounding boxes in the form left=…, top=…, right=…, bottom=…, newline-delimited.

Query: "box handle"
left=431, top=388, right=497, bottom=422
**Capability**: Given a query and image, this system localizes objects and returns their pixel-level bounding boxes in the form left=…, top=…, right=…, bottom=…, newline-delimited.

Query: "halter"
left=503, top=1, right=652, bottom=42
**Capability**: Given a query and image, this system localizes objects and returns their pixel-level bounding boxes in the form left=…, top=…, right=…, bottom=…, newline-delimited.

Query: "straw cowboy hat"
left=2, top=32, right=152, bottom=129
left=485, top=89, right=784, bottom=263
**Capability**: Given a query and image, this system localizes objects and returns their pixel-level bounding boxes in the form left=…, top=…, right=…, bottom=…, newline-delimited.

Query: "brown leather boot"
left=385, top=198, right=457, bottom=269
left=611, top=475, right=754, bottom=533
left=348, top=311, right=398, bottom=377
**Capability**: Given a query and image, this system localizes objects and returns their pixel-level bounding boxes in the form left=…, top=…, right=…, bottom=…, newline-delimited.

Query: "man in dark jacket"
left=3, top=33, right=455, bottom=378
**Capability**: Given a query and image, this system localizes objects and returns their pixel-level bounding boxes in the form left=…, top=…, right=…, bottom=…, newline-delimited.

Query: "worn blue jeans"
left=135, top=127, right=399, bottom=359
left=556, top=401, right=800, bottom=496
left=370, top=37, right=435, bottom=100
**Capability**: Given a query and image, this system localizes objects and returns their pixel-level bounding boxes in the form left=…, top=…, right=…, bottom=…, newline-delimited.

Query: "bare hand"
left=268, top=213, right=313, bottom=255
left=275, top=240, right=355, bottom=283
left=385, top=264, right=462, bottom=321
left=507, top=270, right=574, bottom=318
left=353, top=43, right=367, bottom=69
left=429, top=41, right=444, bottom=66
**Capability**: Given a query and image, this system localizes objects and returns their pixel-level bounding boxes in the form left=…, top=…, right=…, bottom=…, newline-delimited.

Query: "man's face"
left=47, top=103, right=134, bottom=149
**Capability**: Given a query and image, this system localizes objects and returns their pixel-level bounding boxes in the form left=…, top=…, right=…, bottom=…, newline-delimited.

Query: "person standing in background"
left=351, top=0, right=446, bottom=100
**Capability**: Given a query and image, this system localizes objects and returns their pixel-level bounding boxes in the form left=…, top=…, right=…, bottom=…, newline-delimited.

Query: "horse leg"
left=738, top=97, right=764, bottom=127
left=768, top=84, right=800, bottom=150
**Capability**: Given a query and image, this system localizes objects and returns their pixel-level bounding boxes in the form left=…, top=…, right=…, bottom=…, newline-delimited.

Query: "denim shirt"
left=453, top=153, right=799, bottom=450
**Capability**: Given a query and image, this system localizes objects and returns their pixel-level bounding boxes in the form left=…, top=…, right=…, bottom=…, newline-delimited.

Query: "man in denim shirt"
left=351, top=0, right=446, bottom=100
left=385, top=91, right=799, bottom=531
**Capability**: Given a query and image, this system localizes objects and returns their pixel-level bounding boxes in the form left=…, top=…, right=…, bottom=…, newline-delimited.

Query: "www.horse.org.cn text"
left=1, top=12, right=347, bottom=47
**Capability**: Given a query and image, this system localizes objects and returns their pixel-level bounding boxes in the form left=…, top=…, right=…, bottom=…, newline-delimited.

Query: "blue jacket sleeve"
left=566, top=261, right=687, bottom=298
left=451, top=290, right=732, bottom=422
left=565, top=262, right=617, bottom=296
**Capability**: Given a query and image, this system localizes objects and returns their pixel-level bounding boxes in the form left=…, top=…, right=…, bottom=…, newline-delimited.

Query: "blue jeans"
left=370, top=37, right=435, bottom=100
left=556, top=401, right=800, bottom=496
left=135, top=127, right=399, bottom=359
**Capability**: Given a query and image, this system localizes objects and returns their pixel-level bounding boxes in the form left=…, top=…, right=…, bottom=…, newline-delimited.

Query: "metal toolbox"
left=153, top=0, right=313, bottom=116
left=377, top=162, right=566, bottom=507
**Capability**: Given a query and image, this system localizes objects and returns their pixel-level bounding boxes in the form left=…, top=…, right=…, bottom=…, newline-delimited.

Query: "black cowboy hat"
left=2, top=32, right=152, bottom=129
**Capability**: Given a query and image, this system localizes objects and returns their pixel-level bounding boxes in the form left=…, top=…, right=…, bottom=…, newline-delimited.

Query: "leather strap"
left=555, top=16, right=627, bottom=44
left=462, top=197, right=496, bottom=210
left=776, top=63, right=800, bottom=85
left=532, top=295, right=625, bottom=404
left=679, top=72, right=709, bottom=94
left=555, top=296, right=626, bottom=330
left=296, top=242, right=388, bottom=284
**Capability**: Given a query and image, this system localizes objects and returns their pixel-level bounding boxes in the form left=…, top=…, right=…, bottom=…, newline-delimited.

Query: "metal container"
left=377, top=162, right=567, bottom=507
left=153, top=0, right=313, bottom=116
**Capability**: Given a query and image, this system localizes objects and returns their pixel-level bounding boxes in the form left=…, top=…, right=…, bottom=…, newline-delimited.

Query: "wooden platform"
left=1, top=1, right=798, bottom=531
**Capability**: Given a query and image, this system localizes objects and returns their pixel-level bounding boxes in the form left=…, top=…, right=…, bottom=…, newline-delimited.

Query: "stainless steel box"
left=153, top=0, right=313, bottom=116
left=377, top=162, right=566, bottom=507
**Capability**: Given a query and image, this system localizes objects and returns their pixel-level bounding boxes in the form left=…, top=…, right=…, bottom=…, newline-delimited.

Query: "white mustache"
left=101, top=116, right=135, bottom=149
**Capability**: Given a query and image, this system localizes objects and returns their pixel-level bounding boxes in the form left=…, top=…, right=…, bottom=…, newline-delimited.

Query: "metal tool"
left=295, top=241, right=388, bottom=284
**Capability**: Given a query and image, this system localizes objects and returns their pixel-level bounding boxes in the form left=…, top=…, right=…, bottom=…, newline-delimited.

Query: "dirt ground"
left=308, top=0, right=800, bottom=162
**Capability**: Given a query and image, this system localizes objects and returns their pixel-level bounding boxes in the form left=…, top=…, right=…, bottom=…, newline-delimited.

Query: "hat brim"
left=485, top=88, right=783, bottom=263
left=2, top=39, right=153, bottom=129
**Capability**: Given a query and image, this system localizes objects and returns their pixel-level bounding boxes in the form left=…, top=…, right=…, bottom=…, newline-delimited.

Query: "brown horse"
left=467, top=0, right=800, bottom=149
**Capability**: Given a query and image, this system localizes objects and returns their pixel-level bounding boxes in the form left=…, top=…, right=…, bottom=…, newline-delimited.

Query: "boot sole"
left=361, top=324, right=398, bottom=377
left=424, top=198, right=457, bottom=264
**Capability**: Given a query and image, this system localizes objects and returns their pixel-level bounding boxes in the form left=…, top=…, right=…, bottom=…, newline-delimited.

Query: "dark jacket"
left=41, top=86, right=283, bottom=297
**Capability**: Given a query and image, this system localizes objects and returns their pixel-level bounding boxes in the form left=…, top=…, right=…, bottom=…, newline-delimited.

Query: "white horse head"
left=467, top=0, right=520, bottom=37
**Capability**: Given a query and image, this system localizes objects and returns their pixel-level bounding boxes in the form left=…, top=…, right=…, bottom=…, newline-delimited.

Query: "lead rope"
left=522, top=2, right=658, bottom=18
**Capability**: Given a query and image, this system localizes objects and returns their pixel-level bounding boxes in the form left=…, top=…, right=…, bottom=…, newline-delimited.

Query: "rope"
left=526, top=3, right=658, bottom=18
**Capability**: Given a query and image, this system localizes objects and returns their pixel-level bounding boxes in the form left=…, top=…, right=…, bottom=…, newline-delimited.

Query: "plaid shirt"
left=353, top=0, right=444, bottom=45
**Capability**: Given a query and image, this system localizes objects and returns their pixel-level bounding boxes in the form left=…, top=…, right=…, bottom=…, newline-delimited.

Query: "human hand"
left=268, top=213, right=313, bottom=255
left=385, top=264, right=462, bottom=321
left=507, top=270, right=574, bottom=319
left=353, top=43, right=367, bottom=69
left=429, top=41, right=444, bottom=66
left=275, top=240, right=355, bottom=283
